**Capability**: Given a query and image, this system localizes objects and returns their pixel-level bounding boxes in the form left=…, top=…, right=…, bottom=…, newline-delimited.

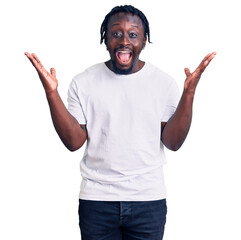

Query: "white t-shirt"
left=68, top=62, right=180, bottom=201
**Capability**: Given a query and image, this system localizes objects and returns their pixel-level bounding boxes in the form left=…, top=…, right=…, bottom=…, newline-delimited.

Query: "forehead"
left=107, top=12, right=144, bottom=30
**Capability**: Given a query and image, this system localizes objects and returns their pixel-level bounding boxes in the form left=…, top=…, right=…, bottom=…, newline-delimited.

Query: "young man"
left=25, top=5, right=216, bottom=240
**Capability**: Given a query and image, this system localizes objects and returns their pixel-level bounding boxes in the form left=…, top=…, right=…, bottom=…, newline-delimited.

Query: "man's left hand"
left=184, top=52, right=216, bottom=94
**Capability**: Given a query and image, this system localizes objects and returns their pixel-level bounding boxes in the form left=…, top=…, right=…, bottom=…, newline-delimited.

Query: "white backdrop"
left=1, top=0, right=240, bottom=239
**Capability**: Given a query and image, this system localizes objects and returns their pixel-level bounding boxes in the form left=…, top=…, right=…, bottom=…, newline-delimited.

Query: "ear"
left=142, top=37, right=147, bottom=49
left=103, top=34, right=109, bottom=50
left=104, top=39, right=109, bottom=50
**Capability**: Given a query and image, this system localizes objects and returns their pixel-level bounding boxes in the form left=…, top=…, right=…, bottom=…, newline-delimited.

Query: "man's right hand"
left=25, top=52, right=58, bottom=95
left=25, top=52, right=87, bottom=151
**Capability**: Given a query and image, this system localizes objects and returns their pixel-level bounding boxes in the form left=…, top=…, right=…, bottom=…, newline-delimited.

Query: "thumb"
left=50, top=68, right=56, bottom=78
left=184, top=68, right=191, bottom=77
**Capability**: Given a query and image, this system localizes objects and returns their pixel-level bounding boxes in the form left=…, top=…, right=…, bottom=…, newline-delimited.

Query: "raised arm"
left=161, top=52, right=216, bottom=151
left=25, top=52, right=87, bottom=151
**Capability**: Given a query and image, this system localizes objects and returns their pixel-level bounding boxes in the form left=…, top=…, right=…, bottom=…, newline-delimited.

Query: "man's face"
left=105, top=12, right=147, bottom=74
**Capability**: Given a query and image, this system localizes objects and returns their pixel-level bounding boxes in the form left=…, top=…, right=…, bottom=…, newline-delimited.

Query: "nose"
left=120, top=34, right=130, bottom=46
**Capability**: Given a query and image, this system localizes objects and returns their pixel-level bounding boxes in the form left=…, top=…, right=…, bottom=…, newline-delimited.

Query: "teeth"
left=116, top=51, right=132, bottom=63
left=118, top=50, right=131, bottom=53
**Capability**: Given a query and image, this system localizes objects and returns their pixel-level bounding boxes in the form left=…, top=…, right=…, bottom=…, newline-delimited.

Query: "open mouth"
left=116, top=50, right=132, bottom=65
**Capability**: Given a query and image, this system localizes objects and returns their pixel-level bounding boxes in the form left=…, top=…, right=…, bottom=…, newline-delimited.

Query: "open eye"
left=129, top=32, right=137, bottom=38
left=112, top=31, right=122, bottom=38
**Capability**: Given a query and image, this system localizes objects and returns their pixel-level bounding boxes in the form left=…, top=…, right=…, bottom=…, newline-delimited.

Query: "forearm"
left=161, top=52, right=216, bottom=151
left=46, top=90, right=87, bottom=151
left=161, top=90, right=194, bottom=151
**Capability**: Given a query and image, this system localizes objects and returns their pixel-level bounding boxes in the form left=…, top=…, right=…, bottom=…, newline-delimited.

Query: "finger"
left=202, top=52, right=216, bottom=63
left=50, top=68, right=56, bottom=78
left=31, top=53, right=44, bottom=68
left=198, top=52, right=212, bottom=68
left=31, top=53, right=48, bottom=75
left=24, top=52, right=30, bottom=57
left=196, top=52, right=216, bottom=73
left=205, top=52, right=216, bottom=63
left=25, top=52, right=48, bottom=77
left=25, top=51, right=33, bottom=60
left=204, top=52, right=216, bottom=66
left=25, top=52, right=39, bottom=67
left=31, top=53, right=40, bottom=63
left=184, top=68, right=191, bottom=77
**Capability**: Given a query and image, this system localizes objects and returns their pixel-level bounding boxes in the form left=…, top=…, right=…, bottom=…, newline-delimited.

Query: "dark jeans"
left=78, top=199, right=167, bottom=240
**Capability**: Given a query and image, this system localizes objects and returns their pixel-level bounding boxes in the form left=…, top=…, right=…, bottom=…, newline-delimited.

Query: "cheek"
left=106, top=38, right=117, bottom=51
left=132, top=36, right=145, bottom=47
left=132, top=40, right=145, bottom=53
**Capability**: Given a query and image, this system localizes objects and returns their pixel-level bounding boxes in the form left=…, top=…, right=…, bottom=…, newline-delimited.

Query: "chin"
left=112, top=60, right=134, bottom=75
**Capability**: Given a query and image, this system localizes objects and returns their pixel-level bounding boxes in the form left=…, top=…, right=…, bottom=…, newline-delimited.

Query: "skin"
left=162, top=52, right=216, bottom=150
left=24, top=52, right=87, bottom=151
left=105, top=12, right=147, bottom=74
left=25, top=12, right=216, bottom=152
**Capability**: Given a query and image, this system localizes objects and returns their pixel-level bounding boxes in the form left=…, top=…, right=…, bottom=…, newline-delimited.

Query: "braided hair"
left=100, top=5, right=151, bottom=44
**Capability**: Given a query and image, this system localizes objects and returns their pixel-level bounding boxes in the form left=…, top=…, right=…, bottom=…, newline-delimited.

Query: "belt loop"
left=119, top=202, right=123, bottom=217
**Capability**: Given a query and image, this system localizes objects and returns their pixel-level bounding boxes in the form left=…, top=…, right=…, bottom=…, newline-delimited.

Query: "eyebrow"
left=112, top=23, right=120, bottom=27
left=111, top=23, right=139, bottom=28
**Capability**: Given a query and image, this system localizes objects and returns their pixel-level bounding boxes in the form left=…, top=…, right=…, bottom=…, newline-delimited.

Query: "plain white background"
left=1, top=0, right=240, bottom=239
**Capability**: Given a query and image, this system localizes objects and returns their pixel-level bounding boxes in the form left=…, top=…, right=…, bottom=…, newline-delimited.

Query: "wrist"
left=184, top=85, right=196, bottom=95
left=46, top=89, right=58, bottom=100
left=183, top=88, right=195, bottom=100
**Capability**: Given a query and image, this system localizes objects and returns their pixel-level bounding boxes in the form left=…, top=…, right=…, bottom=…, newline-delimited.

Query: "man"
left=25, top=5, right=216, bottom=240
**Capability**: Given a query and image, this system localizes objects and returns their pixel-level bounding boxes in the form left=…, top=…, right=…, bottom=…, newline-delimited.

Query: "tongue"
left=118, top=52, right=130, bottom=62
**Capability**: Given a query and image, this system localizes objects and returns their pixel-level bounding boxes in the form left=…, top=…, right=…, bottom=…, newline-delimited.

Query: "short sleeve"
left=67, top=80, right=87, bottom=124
left=161, top=80, right=180, bottom=122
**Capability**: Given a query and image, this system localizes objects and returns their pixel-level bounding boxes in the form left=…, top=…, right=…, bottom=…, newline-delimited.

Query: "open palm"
left=184, top=52, right=216, bottom=94
left=25, top=52, right=58, bottom=94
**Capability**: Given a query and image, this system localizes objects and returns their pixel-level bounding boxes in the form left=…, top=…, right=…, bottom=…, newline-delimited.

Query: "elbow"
left=168, top=144, right=181, bottom=152
left=60, top=131, right=87, bottom=152
left=66, top=143, right=83, bottom=152
left=163, top=140, right=182, bottom=152
left=66, top=145, right=79, bottom=152
left=63, top=138, right=86, bottom=152
left=162, top=135, right=184, bottom=152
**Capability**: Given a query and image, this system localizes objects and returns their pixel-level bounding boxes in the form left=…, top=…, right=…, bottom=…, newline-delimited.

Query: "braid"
left=100, top=5, right=151, bottom=44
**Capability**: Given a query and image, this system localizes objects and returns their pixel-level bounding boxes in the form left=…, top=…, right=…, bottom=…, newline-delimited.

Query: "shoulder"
left=145, top=62, right=176, bottom=86
left=73, top=63, right=104, bottom=82
left=69, top=63, right=105, bottom=91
